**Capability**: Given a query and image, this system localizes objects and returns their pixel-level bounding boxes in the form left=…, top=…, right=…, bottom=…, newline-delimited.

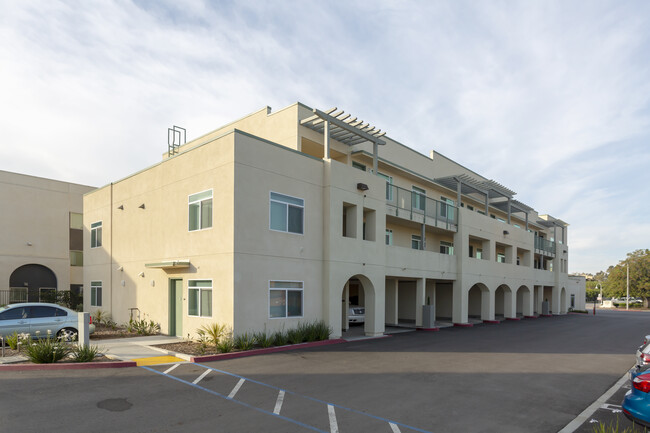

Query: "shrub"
left=22, top=333, right=72, bottom=363
left=71, top=344, right=105, bottom=362
left=272, top=330, right=288, bottom=346
left=4, top=332, right=20, bottom=350
left=126, top=318, right=160, bottom=335
left=287, top=327, right=306, bottom=345
left=93, top=310, right=109, bottom=325
left=254, top=331, right=273, bottom=348
left=310, top=320, right=332, bottom=341
left=198, top=323, right=228, bottom=346
left=591, top=417, right=634, bottom=433
left=217, top=336, right=234, bottom=353
left=234, top=332, right=255, bottom=351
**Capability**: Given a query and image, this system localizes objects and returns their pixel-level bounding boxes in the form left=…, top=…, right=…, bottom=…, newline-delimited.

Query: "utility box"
left=542, top=301, right=550, bottom=315
left=422, top=305, right=436, bottom=328
left=78, top=312, right=90, bottom=346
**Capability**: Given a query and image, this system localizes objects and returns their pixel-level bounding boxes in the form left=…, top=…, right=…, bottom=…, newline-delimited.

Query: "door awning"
left=145, top=260, right=190, bottom=269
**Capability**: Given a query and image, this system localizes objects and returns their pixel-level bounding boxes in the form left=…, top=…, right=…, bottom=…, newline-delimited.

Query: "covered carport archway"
left=468, top=283, right=491, bottom=322
left=341, top=274, right=379, bottom=337
left=495, top=284, right=513, bottom=319
left=10, top=264, right=57, bottom=302
left=516, top=285, right=533, bottom=317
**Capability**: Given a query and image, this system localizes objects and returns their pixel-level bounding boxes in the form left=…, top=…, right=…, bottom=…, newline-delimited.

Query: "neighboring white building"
left=83, top=103, right=584, bottom=338
left=0, top=170, right=95, bottom=305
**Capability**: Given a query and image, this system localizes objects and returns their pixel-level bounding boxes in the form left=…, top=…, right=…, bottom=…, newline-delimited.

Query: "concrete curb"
left=0, top=361, right=137, bottom=371
left=483, top=320, right=500, bottom=324
left=191, top=339, right=347, bottom=363
left=453, top=322, right=473, bottom=328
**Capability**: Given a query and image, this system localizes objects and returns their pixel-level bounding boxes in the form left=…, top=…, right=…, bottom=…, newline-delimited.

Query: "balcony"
left=385, top=184, right=458, bottom=232
left=535, top=236, right=555, bottom=257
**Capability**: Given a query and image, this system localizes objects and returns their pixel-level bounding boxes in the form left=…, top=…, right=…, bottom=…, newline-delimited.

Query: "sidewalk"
left=98, top=335, right=190, bottom=365
left=0, top=335, right=189, bottom=366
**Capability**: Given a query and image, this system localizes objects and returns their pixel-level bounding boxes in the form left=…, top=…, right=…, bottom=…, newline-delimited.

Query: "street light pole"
left=627, top=262, right=630, bottom=311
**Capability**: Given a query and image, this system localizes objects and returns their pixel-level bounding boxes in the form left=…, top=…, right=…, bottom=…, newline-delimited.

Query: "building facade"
left=0, top=170, right=95, bottom=305
left=83, top=103, right=585, bottom=338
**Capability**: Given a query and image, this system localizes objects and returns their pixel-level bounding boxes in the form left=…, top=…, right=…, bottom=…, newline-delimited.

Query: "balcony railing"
left=385, top=184, right=458, bottom=231
left=535, top=236, right=555, bottom=255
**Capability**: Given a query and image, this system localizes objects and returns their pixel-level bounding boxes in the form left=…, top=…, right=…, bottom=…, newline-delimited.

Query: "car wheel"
left=57, top=328, right=78, bottom=342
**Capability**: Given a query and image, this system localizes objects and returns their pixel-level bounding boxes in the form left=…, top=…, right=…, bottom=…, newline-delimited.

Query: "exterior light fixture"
left=357, top=183, right=369, bottom=191
left=503, top=230, right=509, bottom=235
left=117, top=205, right=124, bottom=210
left=138, top=203, right=145, bottom=209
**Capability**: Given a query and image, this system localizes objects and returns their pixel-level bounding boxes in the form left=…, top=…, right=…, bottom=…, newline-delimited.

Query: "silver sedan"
left=0, top=303, right=94, bottom=340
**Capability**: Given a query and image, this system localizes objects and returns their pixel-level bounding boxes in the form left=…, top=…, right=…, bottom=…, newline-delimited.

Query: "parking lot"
left=1, top=308, right=647, bottom=432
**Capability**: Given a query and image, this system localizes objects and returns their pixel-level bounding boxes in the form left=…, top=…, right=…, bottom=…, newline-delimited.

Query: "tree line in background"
left=584, top=249, right=650, bottom=305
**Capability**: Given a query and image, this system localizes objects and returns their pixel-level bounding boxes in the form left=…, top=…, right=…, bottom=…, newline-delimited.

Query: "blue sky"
left=1, top=1, right=649, bottom=274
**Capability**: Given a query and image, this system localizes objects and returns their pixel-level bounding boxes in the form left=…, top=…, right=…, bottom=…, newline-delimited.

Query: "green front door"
left=169, top=279, right=183, bottom=337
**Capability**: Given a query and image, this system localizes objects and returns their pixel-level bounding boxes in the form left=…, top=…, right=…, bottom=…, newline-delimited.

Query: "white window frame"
left=269, top=280, right=304, bottom=319
left=440, top=197, right=455, bottom=220
left=412, top=186, right=426, bottom=212
left=269, top=192, right=305, bottom=235
left=188, top=279, right=212, bottom=318
left=476, top=248, right=483, bottom=259
left=90, top=281, right=102, bottom=307
left=497, top=253, right=506, bottom=263
left=411, top=234, right=422, bottom=250
left=188, top=189, right=213, bottom=232
left=90, top=221, right=102, bottom=248
left=440, top=240, right=454, bottom=255
left=385, top=229, right=393, bottom=246
left=378, top=172, right=393, bottom=201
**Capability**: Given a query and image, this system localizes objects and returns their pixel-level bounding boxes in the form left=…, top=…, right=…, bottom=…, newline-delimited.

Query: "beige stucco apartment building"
left=83, top=103, right=585, bottom=338
left=0, top=170, right=95, bottom=305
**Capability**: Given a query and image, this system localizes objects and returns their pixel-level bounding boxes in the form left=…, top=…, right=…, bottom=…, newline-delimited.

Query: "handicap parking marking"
left=143, top=363, right=434, bottom=433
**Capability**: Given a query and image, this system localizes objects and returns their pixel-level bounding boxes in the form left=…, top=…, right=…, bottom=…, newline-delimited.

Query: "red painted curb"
left=0, top=361, right=136, bottom=372
left=540, top=314, right=553, bottom=317
left=417, top=327, right=440, bottom=332
left=453, top=323, right=473, bottom=328
left=524, top=316, right=538, bottom=319
left=191, top=339, right=347, bottom=363
left=483, top=320, right=500, bottom=324
left=506, top=317, right=521, bottom=321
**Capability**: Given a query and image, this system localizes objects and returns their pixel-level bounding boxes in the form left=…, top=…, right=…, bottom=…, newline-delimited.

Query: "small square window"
left=269, top=281, right=303, bottom=318
left=270, top=192, right=304, bottom=234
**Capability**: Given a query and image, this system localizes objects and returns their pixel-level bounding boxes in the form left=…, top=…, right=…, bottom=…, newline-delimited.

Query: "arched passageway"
left=10, top=264, right=57, bottom=302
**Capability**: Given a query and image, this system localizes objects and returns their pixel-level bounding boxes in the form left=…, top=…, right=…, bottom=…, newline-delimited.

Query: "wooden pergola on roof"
left=301, top=108, right=386, bottom=174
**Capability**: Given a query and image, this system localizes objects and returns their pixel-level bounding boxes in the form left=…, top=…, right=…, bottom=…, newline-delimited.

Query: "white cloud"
left=0, top=0, right=649, bottom=272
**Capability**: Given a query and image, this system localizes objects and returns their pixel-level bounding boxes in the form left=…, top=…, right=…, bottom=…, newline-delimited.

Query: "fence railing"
left=0, top=288, right=28, bottom=305
left=535, top=236, right=556, bottom=255
left=385, top=184, right=458, bottom=231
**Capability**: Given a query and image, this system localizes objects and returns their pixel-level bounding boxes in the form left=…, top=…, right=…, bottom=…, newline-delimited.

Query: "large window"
left=188, top=280, right=212, bottom=317
left=440, top=197, right=455, bottom=220
left=412, top=186, right=426, bottom=212
left=411, top=234, right=422, bottom=250
left=91, top=281, right=102, bottom=307
left=70, top=251, right=83, bottom=266
left=270, top=192, right=304, bottom=234
left=440, top=241, right=454, bottom=255
left=90, top=221, right=102, bottom=248
left=189, top=190, right=213, bottom=231
left=269, top=281, right=303, bottom=318
left=378, top=173, right=393, bottom=201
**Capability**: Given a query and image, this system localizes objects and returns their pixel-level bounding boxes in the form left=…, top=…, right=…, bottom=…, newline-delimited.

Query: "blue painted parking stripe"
left=195, top=363, right=434, bottom=433
left=141, top=365, right=328, bottom=433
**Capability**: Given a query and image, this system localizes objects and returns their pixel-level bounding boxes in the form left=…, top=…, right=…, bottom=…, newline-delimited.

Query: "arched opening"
left=341, top=275, right=376, bottom=336
left=468, top=283, right=489, bottom=321
left=495, top=285, right=513, bottom=319
left=10, top=264, right=57, bottom=302
left=516, top=285, right=532, bottom=317
left=560, top=287, right=567, bottom=314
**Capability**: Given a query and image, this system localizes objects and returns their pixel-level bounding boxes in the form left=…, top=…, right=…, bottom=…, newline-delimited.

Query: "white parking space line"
left=273, top=390, right=285, bottom=415
left=193, top=369, right=211, bottom=385
left=389, top=422, right=402, bottom=433
left=163, top=363, right=180, bottom=375
left=328, top=404, right=339, bottom=433
left=228, top=378, right=246, bottom=399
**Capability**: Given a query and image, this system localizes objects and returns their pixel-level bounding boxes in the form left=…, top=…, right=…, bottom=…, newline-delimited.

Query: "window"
left=476, top=248, right=483, bottom=259
left=467, top=204, right=474, bottom=211
left=189, top=190, right=213, bottom=231
left=571, top=294, right=575, bottom=308
left=70, top=251, right=83, bottom=266
left=269, top=281, right=303, bottom=318
left=70, top=213, right=83, bottom=230
left=378, top=173, right=393, bottom=201
left=385, top=229, right=393, bottom=245
left=440, top=197, right=454, bottom=220
left=270, top=192, right=304, bottom=234
left=188, top=280, right=212, bottom=317
left=90, top=221, right=102, bottom=248
left=497, top=217, right=506, bottom=223
left=440, top=241, right=454, bottom=255
left=352, top=161, right=367, bottom=171
left=411, top=234, right=422, bottom=250
left=514, top=224, right=521, bottom=229
left=517, top=256, right=521, bottom=265
left=497, top=253, right=506, bottom=263
left=412, top=186, right=426, bottom=212
left=91, top=281, right=102, bottom=307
